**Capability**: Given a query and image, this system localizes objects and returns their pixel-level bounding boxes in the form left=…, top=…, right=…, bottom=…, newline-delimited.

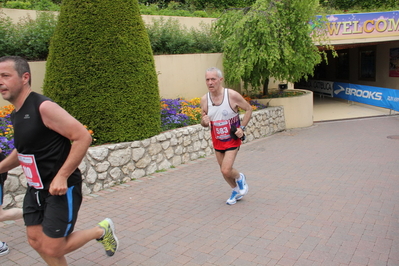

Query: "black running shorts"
left=0, top=152, right=7, bottom=206
left=0, top=183, right=3, bottom=206
left=23, top=182, right=82, bottom=238
left=215, top=146, right=240, bottom=153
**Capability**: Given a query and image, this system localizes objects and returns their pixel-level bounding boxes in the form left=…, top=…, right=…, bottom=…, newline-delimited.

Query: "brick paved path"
left=1, top=116, right=399, bottom=266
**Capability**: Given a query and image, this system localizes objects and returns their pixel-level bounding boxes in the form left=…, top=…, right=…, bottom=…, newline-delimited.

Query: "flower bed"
left=0, top=105, right=15, bottom=156
left=160, top=97, right=266, bottom=131
left=0, top=105, right=94, bottom=156
left=0, top=97, right=267, bottom=155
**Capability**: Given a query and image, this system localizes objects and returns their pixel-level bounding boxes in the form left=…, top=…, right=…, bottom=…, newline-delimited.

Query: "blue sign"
left=333, top=82, right=399, bottom=112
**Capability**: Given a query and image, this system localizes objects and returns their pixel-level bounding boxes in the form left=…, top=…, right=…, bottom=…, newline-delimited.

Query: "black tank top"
left=11, top=92, right=81, bottom=189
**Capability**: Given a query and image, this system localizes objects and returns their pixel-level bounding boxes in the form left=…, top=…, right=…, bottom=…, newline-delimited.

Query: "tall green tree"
left=215, top=0, right=333, bottom=95
left=43, top=0, right=160, bottom=144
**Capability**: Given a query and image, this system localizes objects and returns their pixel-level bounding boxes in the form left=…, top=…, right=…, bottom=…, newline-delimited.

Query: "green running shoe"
left=97, top=218, right=119, bottom=256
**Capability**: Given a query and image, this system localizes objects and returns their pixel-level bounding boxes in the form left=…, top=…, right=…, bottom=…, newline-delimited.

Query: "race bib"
left=211, top=120, right=231, bottom=140
left=18, top=154, right=44, bottom=189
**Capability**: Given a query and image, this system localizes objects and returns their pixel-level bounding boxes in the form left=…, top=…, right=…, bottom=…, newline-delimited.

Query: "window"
left=359, top=46, right=376, bottom=81
left=336, top=49, right=349, bottom=80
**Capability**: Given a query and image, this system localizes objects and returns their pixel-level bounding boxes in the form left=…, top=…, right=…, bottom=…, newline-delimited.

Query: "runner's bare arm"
left=229, top=89, right=252, bottom=127
left=39, top=101, right=92, bottom=195
left=0, top=149, right=20, bottom=173
left=200, top=94, right=210, bottom=127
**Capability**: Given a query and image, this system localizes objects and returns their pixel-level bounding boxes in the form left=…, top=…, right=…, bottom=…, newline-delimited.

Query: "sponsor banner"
left=333, top=82, right=399, bottom=111
left=310, top=80, right=334, bottom=97
left=296, top=79, right=334, bottom=96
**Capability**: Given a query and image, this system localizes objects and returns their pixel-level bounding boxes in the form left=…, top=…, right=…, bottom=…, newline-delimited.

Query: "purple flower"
left=0, top=114, right=15, bottom=156
left=160, top=98, right=191, bottom=131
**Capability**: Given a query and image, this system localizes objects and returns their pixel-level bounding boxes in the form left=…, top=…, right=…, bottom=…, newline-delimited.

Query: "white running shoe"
left=236, top=173, right=248, bottom=196
left=0, top=242, right=9, bottom=256
left=226, top=190, right=240, bottom=205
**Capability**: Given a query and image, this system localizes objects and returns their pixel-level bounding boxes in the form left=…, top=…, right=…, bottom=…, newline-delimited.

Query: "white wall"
left=0, top=54, right=225, bottom=106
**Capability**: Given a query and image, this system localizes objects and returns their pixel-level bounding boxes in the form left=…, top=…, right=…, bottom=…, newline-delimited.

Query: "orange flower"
left=0, top=104, right=15, bottom=117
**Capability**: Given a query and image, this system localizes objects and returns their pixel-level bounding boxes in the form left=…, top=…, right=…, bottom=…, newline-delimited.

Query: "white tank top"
left=207, top=88, right=237, bottom=121
left=207, top=88, right=240, bottom=141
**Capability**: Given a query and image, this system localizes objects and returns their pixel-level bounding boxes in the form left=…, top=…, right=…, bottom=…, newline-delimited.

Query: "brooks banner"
left=333, top=82, right=399, bottom=112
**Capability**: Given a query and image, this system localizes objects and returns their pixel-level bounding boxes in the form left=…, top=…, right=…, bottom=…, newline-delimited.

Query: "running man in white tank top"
left=200, top=67, right=253, bottom=205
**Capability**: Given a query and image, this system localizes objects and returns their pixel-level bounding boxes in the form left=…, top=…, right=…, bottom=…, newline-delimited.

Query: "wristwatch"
left=240, top=126, right=246, bottom=131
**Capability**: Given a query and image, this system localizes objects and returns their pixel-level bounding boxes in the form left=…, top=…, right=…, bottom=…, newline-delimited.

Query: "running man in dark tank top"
left=0, top=56, right=118, bottom=265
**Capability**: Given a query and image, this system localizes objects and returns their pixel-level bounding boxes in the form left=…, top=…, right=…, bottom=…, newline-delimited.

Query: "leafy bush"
left=0, top=12, right=221, bottom=59
left=2, top=1, right=32, bottom=9
left=319, top=0, right=398, bottom=10
left=189, top=23, right=222, bottom=54
left=32, top=0, right=60, bottom=11
left=192, top=10, right=208, bottom=17
left=138, top=2, right=221, bottom=17
left=147, top=17, right=194, bottom=54
left=0, top=13, right=14, bottom=55
left=146, top=17, right=222, bottom=55
left=0, top=11, right=57, bottom=60
left=2, top=0, right=60, bottom=11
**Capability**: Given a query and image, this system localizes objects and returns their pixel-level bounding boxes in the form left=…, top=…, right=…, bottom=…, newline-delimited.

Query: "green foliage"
left=2, top=0, right=60, bottom=10
left=2, top=0, right=398, bottom=15
left=32, top=0, right=60, bottom=11
left=257, top=90, right=306, bottom=99
left=214, top=0, right=334, bottom=95
left=0, top=12, right=221, bottom=59
left=43, top=0, right=160, bottom=144
left=189, top=23, right=223, bottom=53
left=0, top=11, right=57, bottom=60
left=138, top=2, right=221, bottom=17
left=3, top=1, right=32, bottom=9
left=192, top=10, right=208, bottom=17
left=186, top=0, right=256, bottom=9
left=146, top=18, right=222, bottom=54
left=0, top=12, right=14, bottom=54
left=146, top=18, right=193, bottom=54
left=320, top=0, right=398, bottom=10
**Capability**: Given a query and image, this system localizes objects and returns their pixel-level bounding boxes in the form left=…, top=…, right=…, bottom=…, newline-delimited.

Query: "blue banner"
left=333, top=82, right=399, bottom=112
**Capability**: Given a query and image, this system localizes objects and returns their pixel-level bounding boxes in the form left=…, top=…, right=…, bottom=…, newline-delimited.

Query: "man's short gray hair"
left=0, top=56, right=31, bottom=85
left=206, top=67, right=223, bottom=78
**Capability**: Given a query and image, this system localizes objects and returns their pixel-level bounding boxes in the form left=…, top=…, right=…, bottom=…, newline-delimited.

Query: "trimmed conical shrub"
left=43, top=0, right=160, bottom=144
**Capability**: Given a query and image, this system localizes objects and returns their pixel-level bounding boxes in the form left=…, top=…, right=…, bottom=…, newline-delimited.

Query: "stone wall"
left=3, top=107, right=285, bottom=208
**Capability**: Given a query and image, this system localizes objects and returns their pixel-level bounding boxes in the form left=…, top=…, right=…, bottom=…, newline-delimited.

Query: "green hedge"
left=320, top=0, right=398, bottom=9
left=0, top=11, right=57, bottom=60
left=147, top=17, right=222, bottom=55
left=43, top=0, right=160, bottom=144
left=0, top=13, right=222, bottom=59
left=1, top=0, right=60, bottom=11
left=138, top=0, right=256, bottom=9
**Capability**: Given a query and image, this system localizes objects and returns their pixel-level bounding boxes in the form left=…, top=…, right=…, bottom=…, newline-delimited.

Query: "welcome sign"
left=325, top=11, right=399, bottom=40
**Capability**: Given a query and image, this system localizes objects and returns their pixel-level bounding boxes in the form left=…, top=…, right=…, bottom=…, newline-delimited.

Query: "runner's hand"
left=202, top=111, right=210, bottom=126
left=235, top=127, right=244, bottom=138
left=49, top=176, right=68, bottom=196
